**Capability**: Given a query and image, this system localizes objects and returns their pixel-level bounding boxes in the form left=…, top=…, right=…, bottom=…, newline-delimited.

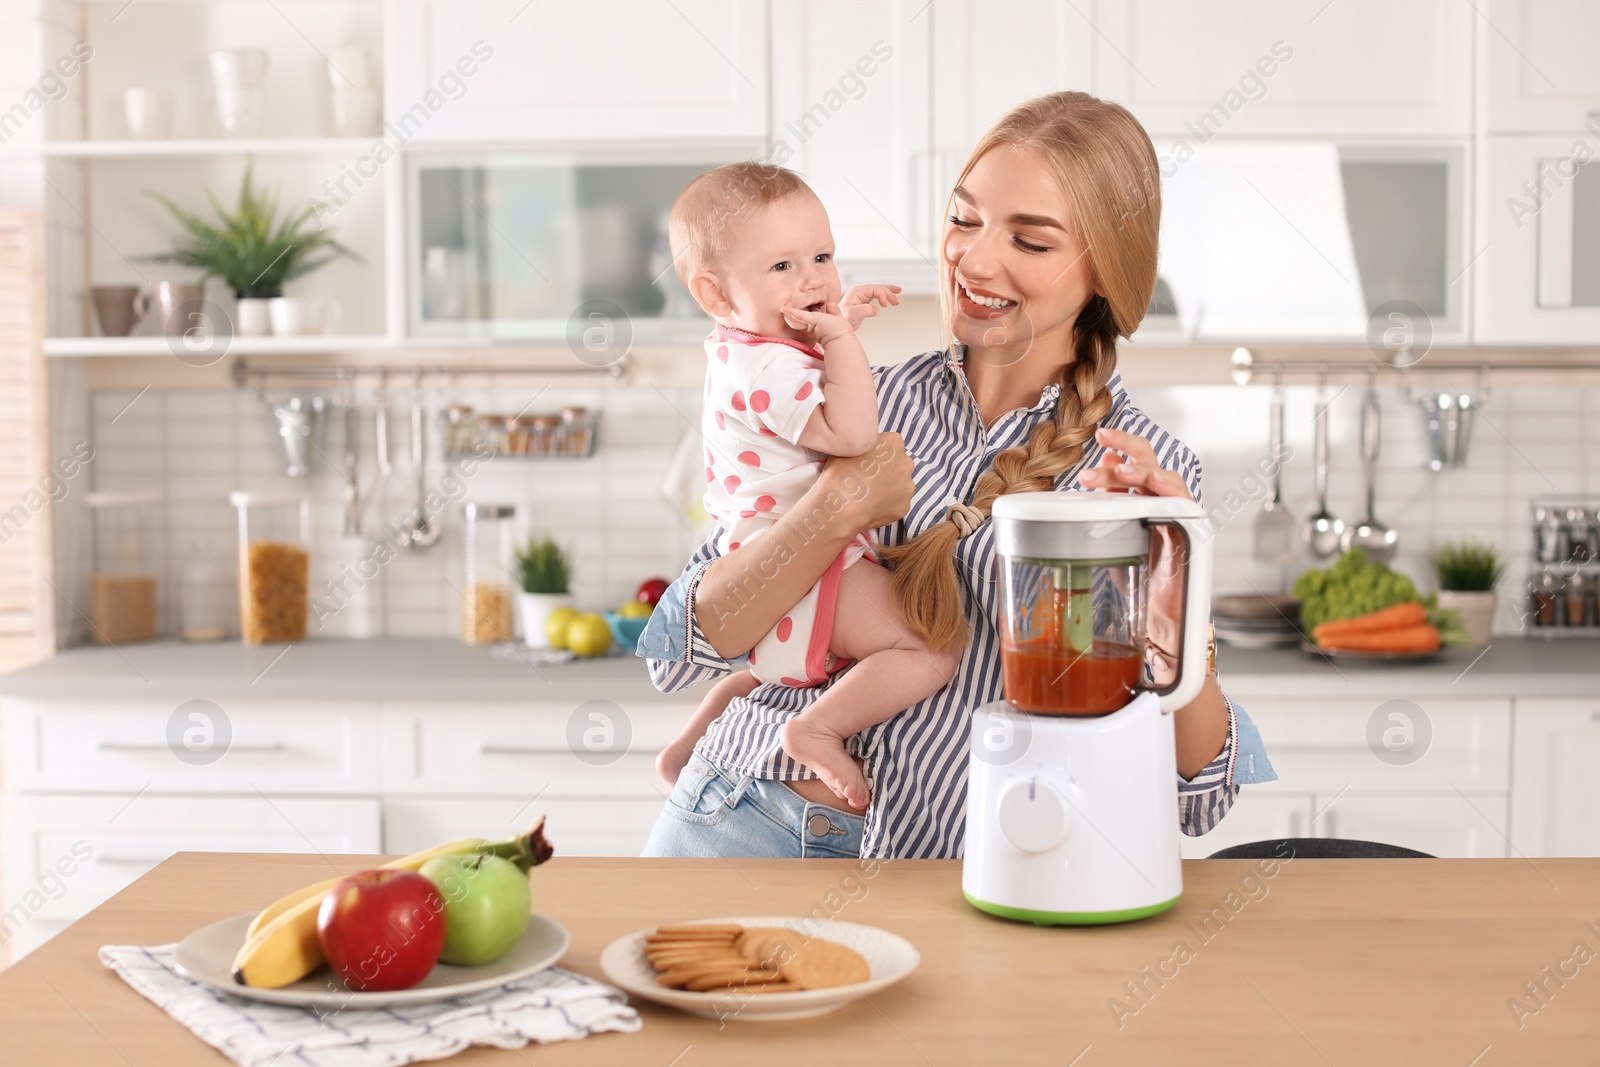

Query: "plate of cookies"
left=598, top=918, right=919, bottom=1022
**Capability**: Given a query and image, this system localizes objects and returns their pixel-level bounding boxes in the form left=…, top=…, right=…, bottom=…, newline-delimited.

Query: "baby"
left=653, top=162, right=961, bottom=810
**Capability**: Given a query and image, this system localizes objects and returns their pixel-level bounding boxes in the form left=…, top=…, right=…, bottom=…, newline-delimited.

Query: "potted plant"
left=1430, top=539, right=1504, bottom=646
left=514, top=534, right=574, bottom=650
left=144, top=163, right=359, bottom=336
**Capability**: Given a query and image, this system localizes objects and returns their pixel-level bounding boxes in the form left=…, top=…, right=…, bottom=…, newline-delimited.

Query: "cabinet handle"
left=479, top=743, right=570, bottom=756
left=97, top=741, right=285, bottom=753
left=96, top=854, right=164, bottom=867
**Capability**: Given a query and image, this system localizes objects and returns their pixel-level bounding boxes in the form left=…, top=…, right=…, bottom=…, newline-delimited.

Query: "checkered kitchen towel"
left=100, top=945, right=642, bottom=1067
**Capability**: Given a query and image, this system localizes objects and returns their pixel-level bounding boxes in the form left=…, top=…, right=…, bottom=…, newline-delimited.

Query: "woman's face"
left=943, top=146, right=1098, bottom=365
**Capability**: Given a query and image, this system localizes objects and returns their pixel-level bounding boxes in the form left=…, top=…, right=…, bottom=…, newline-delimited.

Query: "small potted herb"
left=144, top=163, right=359, bottom=335
left=514, top=534, right=574, bottom=649
left=1430, top=539, right=1504, bottom=646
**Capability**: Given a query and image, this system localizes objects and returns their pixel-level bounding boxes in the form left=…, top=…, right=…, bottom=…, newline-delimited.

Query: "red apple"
left=316, top=869, right=447, bottom=991
left=636, top=577, right=670, bottom=608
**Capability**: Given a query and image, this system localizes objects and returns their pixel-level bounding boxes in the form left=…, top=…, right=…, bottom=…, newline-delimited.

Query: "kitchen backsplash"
left=71, top=376, right=1600, bottom=645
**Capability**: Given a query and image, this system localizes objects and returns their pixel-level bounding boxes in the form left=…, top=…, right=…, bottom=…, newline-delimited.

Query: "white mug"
left=268, top=297, right=342, bottom=336
left=124, top=88, right=172, bottom=139
left=331, top=88, right=381, bottom=137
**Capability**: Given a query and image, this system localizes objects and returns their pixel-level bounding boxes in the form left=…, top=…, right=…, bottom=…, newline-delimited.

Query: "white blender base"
left=962, top=691, right=1183, bottom=925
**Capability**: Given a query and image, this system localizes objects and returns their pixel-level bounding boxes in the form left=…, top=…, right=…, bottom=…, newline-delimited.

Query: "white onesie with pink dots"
left=700, top=323, right=875, bottom=687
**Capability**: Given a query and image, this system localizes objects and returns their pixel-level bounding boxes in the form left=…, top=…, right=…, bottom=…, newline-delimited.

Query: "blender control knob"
left=995, top=776, right=1070, bottom=854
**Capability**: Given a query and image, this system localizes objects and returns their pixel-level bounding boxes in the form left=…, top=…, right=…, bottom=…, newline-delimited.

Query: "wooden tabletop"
left=2, top=852, right=1597, bottom=1066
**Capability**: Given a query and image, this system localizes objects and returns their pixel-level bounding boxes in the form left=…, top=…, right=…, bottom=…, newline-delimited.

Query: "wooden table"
left=2, top=852, right=1598, bottom=1065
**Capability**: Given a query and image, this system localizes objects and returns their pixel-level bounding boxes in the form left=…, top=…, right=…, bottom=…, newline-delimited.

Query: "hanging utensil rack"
left=1227, top=347, right=1600, bottom=384
left=231, top=355, right=629, bottom=387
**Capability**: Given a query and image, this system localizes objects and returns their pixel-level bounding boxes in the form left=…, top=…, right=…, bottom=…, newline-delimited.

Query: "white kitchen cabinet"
left=379, top=701, right=691, bottom=798
left=1, top=794, right=380, bottom=958
left=1216, top=698, right=1512, bottom=858
left=1312, top=794, right=1510, bottom=858
left=1475, top=133, right=1600, bottom=343
left=1510, top=698, right=1600, bottom=857
left=770, top=1, right=934, bottom=287
left=385, top=0, right=767, bottom=143
left=1481, top=0, right=1600, bottom=132
left=1180, top=792, right=1313, bottom=859
left=930, top=0, right=1094, bottom=210
left=1094, top=0, right=1472, bottom=137
left=384, top=797, right=663, bottom=858
left=1, top=700, right=384, bottom=796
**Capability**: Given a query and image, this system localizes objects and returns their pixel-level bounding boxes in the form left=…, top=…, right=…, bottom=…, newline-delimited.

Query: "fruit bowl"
left=605, top=611, right=649, bottom=651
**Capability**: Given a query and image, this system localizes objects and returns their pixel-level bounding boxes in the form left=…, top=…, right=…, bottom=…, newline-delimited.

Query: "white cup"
left=268, top=297, right=342, bottom=336
left=124, top=88, right=172, bottom=139
left=331, top=87, right=381, bottom=136
left=328, top=46, right=377, bottom=89
left=209, top=48, right=269, bottom=88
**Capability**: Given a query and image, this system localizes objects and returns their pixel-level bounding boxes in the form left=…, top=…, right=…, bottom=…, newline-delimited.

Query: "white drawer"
left=380, top=701, right=694, bottom=797
left=1233, top=698, right=1510, bottom=793
left=2, top=794, right=381, bottom=922
left=383, top=797, right=662, bottom=858
left=3, top=700, right=383, bottom=794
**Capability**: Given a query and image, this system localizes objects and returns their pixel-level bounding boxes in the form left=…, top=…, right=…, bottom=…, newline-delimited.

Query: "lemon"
left=544, top=606, right=578, bottom=649
left=615, top=600, right=653, bottom=620
left=565, top=613, right=614, bottom=657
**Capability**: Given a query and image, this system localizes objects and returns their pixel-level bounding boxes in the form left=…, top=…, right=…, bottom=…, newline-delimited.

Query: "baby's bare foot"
left=656, top=739, right=695, bottom=788
left=780, top=717, right=869, bottom=810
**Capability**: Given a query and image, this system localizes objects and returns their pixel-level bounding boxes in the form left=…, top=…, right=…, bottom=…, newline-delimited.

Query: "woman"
left=638, top=91, right=1276, bottom=860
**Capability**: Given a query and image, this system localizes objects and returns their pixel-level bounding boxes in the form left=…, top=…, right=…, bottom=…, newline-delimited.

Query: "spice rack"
left=443, top=405, right=599, bottom=460
left=1526, top=496, right=1600, bottom=638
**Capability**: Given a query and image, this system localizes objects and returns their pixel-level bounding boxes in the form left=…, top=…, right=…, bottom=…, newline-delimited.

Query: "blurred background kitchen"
left=1, top=0, right=1599, bottom=964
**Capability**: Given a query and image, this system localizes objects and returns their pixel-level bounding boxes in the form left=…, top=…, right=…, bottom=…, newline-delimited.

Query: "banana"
left=244, top=836, right=487, bottom=939
left=232, top=819, right=553, bottom=989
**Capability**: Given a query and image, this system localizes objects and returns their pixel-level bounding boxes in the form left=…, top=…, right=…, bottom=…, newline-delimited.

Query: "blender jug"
left=994, top=491, right=1213, bottom=716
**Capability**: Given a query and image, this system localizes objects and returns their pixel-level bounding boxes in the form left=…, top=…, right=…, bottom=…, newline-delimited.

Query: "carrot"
left=1318, top=624, right=1440, bottom=653
left=1311, top=601, right=1427, bottom=642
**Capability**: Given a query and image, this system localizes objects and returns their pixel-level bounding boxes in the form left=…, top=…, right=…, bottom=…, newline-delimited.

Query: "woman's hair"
left=880, top=91, right=1162, bottom=653
left=668, top=162, right=813, bottom=287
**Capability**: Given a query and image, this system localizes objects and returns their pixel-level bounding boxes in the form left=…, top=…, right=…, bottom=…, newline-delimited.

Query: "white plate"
left=599, top=917, right=919, bottom=1022
left=173, top=911, right=570, bottom=1009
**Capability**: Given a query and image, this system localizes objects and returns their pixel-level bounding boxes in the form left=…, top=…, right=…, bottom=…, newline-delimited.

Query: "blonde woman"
left=639, top=92, right=1276, bottom=859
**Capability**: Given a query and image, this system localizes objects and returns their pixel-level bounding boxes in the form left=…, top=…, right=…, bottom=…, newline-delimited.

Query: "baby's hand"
left=839, top=284, right=903, bottom=329
left=781, top=300, right=854, bottom=346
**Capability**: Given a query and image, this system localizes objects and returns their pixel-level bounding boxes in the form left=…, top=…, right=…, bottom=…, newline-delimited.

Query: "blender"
left=963, top=491, right=1214, bottom=925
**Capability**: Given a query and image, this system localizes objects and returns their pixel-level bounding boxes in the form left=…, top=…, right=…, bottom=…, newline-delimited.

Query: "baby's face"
left=715, top=193, right=842, bottom=342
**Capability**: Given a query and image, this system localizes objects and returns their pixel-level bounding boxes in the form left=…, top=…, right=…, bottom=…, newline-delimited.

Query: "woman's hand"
left=1080, top=426, right=1194, bottom=499
left=816, top=431, right=915, bottom=532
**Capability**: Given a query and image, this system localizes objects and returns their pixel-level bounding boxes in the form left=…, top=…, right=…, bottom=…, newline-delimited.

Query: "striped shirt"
left=646, top=347, right=1248, bottom=859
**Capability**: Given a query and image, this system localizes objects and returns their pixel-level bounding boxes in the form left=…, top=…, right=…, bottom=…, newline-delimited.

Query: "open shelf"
left=44, top=335, right=397, bottom=357
left=42, top=138, right=379, bottom=158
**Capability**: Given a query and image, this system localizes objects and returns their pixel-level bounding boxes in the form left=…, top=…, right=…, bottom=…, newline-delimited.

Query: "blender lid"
left=992, top=491, right=1206, bottom=560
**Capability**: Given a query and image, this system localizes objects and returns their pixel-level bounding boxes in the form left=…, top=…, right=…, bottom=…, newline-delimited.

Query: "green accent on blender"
left=963, top=890, right=1180, bottom=926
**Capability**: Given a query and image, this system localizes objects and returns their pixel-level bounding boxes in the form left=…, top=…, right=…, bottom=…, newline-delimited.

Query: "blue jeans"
left=641, top=752, right=865, bottom=858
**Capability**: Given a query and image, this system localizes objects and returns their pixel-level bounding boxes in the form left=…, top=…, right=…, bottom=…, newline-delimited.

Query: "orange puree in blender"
left=1001, top=637, right=1142, bottom=715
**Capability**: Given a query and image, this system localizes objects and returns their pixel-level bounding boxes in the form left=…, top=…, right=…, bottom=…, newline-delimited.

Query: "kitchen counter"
left=2, top=635, right=1596, bottom=705
left=0, top=638, right=684, bottom=704
left=1214, top=638, right=1600, bottom=698
left=2, top=851, right=1597, bottom=1065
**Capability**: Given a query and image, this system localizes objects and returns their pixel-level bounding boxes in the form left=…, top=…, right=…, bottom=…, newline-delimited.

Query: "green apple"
left=615, top=600, right=653, bottom=620
left=544, top=606, right=578, bottom=649
left=418, top=852, right=531, bottom=966
left=565, top=612, right=614, bottom=657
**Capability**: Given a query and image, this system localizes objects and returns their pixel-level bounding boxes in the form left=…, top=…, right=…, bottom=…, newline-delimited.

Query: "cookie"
left=779, top=939, right=871, bottom=990
left=654, top=923, right=743, bottom=938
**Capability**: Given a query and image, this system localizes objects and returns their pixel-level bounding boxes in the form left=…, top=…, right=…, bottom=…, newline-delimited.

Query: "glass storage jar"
left=445, top=403, right=477, bottom=455
left=229, top=490, right=312, bottom=644
left=87, top=491, right=162, bottom=643
left=178, top=537, right=229, bottom=641
left=477, top=414, right=509, bottom=455
left=461, top=502, right=516, bottom=644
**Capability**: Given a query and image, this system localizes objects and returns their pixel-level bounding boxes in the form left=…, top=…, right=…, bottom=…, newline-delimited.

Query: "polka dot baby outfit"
left=700, top=323, right=875, bottom=686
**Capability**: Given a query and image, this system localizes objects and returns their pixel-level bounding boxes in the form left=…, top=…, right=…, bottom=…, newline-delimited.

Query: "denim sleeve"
left=635, top=542, right=744, bottom=693
left=1176, top=689, right=1277, bottom=837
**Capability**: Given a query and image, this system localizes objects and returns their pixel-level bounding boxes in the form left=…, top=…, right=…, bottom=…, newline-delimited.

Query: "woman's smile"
left=955, top=280, right=1018, bottom=318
